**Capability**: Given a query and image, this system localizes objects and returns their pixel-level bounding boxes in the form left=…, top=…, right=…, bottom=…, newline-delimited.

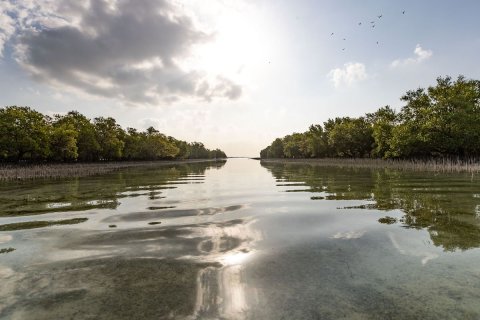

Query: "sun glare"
left=181, top=2, right=276, bottom=83
left=221, top=250, right=253, bottom=266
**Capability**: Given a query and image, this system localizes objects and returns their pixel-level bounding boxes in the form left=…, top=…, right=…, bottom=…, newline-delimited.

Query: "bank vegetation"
left=260, top=76, right=480, bottom=172
left=0, top=107, right=226, bottom=163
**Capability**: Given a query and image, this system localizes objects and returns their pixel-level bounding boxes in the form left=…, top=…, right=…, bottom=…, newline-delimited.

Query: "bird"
left=358, top=22, right=362, bottom=26
left=402, top=10, right=405, bottom=14
left=376, top=41, right=379, bottom=45
left=342, top=48, right=345, bottom=51
left=372, top=25, right=375, bottom=28
left=331, top=32, right=334, bottom=36
left=343, top=38, right=346, bottom=40
left=377, top=14, right=383, bottom=18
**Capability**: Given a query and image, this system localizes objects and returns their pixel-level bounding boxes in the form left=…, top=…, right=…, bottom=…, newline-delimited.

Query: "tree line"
left=0, top=107, right=227, bottom=162
left=261, top=76, right=480, bottom=159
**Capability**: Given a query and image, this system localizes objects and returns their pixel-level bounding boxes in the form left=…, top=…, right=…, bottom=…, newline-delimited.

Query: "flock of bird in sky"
left=331, top=10, right=406, bottom=51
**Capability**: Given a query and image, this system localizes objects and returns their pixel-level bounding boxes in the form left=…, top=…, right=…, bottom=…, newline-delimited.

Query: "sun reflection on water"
left=192, top=218, right=261, bottom=319
left=221, top=250, right=253, bottom=266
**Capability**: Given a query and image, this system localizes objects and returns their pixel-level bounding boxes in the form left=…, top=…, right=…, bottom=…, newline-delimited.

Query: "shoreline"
left=258, top=158, right=480, bottom=173
left=0, top=159, right=226, bottom=181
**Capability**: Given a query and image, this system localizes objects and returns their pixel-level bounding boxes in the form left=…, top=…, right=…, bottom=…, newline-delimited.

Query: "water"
left=1, top=158, right=480, bottom=319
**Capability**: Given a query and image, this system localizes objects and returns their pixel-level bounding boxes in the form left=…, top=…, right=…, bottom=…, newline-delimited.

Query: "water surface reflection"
left=1, top=159, right=480, bottom=319
left=262, top=161, right=480, bottom=251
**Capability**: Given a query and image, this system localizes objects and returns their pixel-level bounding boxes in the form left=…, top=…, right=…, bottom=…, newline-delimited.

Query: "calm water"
left=1, top=159, right=480, bottom=319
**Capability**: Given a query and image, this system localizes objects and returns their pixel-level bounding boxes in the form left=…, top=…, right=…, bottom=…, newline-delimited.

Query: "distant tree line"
left=0, top=107, right=227, bottom=162
left=261, top=76, right=480, bottom=159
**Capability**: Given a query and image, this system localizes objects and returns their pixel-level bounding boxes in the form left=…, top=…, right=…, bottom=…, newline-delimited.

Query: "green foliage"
left=0, top=106, right=50, bottom=161
left=325, top=117, right=373, bottom=157
left=187, top=142, right=221, bottom=159
left=210, top=148, right=227, bottom=159
left=94, top=117, right=125, bottom=161
left=283, top=133, right=311, bottom=158
left=260, top=75, right=480, bottom=160
left=128, top=127, right=179, bottom=160
left=49, top=122, right=79, bottom=161
left=170, top=138, right=190, bottom=159
left=306, top=125, right=327, bottom=157
left=55, top=111, right=101, bottom=161
left=269, top=138, right=285, bottom=158
left=394, top=76, right=480, bottom=158
left=366, top=106, right=396, bottom=158
left=0, top=107, right=226, bottom=163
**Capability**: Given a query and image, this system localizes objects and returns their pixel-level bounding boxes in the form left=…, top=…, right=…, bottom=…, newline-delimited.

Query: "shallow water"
left=1, top=159, right=480, bottom=319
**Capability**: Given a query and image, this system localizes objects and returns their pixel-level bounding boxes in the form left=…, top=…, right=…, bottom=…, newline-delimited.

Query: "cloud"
left=391, top=44, right=433, bottom=68
left=0, top=3, right=16, bottom=57
left=197, top=76, right=243, bottom=102
left=328, top=62, right=368, bottom=88
left=139, top=106, right=212, bottom=136
left=2, top=0, right=242, bottom=105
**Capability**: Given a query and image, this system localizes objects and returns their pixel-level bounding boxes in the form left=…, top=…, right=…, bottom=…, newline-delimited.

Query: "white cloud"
left=1, top=0, right=242, bottom=106
left=328, top=62, right=368, bottom=88
left=391, top=44, right=433, bottom=68
left=139, top=107, right=211, bottom=136
left=0, top=2, right=16, bottom=57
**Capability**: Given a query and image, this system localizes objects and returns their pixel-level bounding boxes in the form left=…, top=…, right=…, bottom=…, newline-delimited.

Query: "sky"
left=1, top=0, right=480, bottom=157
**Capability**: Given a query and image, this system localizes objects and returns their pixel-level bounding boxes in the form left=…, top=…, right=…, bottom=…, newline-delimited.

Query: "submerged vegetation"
left=0, top=108, right=226, bottom=163
left=0, top=161, right=224, bottom=217
left=261, top=76, right=480, bottom=163
left=378, top=216, right=397, bottom=224
left=263, top=161, right=480, bottom=252
left=0, top=218, right=88, bottom=231
left=0, top=247, right=15, bottom=254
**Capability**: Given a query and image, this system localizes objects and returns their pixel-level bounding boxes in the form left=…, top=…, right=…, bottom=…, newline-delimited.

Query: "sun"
left=180, top=1, right=278, bottom=84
